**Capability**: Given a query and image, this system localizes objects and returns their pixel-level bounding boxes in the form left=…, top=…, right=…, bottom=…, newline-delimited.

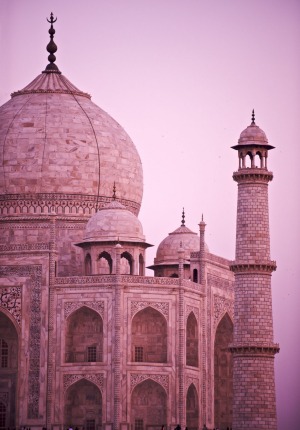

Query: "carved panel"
left=130, top=301, right=169, bottom=319
left=64, top=301, right=104, bottom=319
left=63, top=373, right=104, bottom=392
left=130, top=373, right=169, bottom=393
left=0, top=286, right=22, bottom=325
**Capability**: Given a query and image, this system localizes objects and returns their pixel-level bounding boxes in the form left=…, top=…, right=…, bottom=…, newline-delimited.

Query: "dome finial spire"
left=251, top=109, right=255, bottom=125
left=181, top=207, right=185, bottom=226
left=112, top=182, right=117, bottom=200
left=43, top=12, right=61, bottom=74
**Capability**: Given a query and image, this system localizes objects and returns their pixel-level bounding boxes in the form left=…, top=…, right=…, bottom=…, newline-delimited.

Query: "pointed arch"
left=121, top=251, right=133, bottom=274
left=65, top=306, right=103, bottom=363
left=214, top=312, right=233, bottom=430
left=186, top=312, right=198, bottom=367
left=97, top=251, right=112, bottom=274
left=186, top=384, right=199, bottom=430
left=64, top=379, right=102, bottom=429
left=85, top=253, right=92, bottom=275
left=131, top=379, right=167, bottom=430
left=131, top=306, right=167, bottom=363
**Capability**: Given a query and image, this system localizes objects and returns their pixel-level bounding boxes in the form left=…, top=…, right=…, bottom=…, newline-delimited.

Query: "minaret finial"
left=43, top=12, right=61, bottom=74
left=181, top=208, right=185, bottom=226
left=251, top=109, right=255, bottom=125
left=201, top=213, right=203, bottom=222
left=112, top=182, right=117, bottom=200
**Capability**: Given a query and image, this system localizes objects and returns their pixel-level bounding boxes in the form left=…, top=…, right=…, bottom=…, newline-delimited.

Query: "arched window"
left=64, top=379, right=102, bottom=429
left=186, top=384, right=199, bottom=430
left=85, top=253, right=92, bottom=275
left=186, top=313, right=198, bottom=367
left=121, top=251, right=133, bottom=275
left=193, top=268, right=198, bottom=283
left=97, top=251, right=112, bottom=274
left=65, top=307, right=103, bottom=363
left=132, top=307, right=167, bottom=363
left=214, top=313, right=233, bottom=430
left=131, top=379, right=166, bottom=430
left=245, top=151, right=253, bottom=168
left=139, top=253, right=144, bottom=276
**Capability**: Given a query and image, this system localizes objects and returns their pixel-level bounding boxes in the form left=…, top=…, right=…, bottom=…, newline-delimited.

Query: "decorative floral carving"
left=0, top=286, right=22, bottom=325
left=131, top=301, right=169, bottom=319
left=63, top=373, right=104, bottom=392
left=64, top=301, right=104, bottom=319
left=130, top=373, right=169, bottom=393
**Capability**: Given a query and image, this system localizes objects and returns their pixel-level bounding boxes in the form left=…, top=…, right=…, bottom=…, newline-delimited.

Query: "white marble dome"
left=155, top=225, right=200, bottom=265
left=238, top=122, right=268, bottom=145
left=0, top=71, right=143, bottom=214
left=84, top=200, right=145, bottom=243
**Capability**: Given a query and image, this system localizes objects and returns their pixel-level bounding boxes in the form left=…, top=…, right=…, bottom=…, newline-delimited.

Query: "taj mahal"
left=0, top=14, right=279, bottom=430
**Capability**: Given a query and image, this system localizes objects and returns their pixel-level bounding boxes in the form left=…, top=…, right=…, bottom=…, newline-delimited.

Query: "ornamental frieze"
left=64, top=301, right=104, bottom=319
left=213, top=295, right=234, bottom=329
left=63, top=373, right=104, bottom=392
left=130, top=301, right=169, bottom=319
left=130, top=373, right=169, bottom=393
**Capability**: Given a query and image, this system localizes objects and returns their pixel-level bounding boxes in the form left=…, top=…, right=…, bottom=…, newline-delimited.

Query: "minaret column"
left=230, top=113, right=279, bottom=429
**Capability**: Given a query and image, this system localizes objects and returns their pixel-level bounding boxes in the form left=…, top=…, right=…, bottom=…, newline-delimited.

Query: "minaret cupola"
left=231, top=110, right=274, bottom=171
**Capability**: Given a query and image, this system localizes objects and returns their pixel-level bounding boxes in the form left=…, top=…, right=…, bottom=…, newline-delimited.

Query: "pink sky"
left=1, top=0, right=299, bottom=428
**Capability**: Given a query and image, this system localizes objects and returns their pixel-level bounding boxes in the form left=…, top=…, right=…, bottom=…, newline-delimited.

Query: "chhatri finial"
left=112, top=182, right=117, bottom=200
left=181, top=208, right=185, bottom=226
left=251, top=109, right=255, bottom=125
left=43, top=12, right=61, bottom=74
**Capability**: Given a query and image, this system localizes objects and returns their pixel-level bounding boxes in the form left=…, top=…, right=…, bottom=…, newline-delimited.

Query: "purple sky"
left=1, top=0, right=299, bottom=428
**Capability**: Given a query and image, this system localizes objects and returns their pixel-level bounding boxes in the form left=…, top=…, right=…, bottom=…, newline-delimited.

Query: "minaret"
left=230, top=111, right=279, bottom=429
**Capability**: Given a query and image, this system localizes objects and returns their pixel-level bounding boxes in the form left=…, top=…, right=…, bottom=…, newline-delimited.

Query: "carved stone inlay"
left=63, top=373, right=104, bottom=392
left=186, top=304, right=199, bottom=322
left=0, top=286, right=22, bottom=325
left=130, top=301, right=169, bottom=319
left=64, top=301, right=104, bottom=319
left=130, top=373, right=169, bottom=393
left=0, top=265, right=42, bottom=419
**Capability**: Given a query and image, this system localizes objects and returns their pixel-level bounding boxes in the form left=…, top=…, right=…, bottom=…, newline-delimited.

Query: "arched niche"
left=131, top=307, right=167, bottom=363
left=65, top=307, right=103, bottom=363
left=193, top=268, right=198, bottom=283
left=214, top=313, right=233, bottom=430
left=85, top=253, right=92, bottom=275
left=64, top=379, right=102, bottom=430
left=121, top=251, right=133, bottom=274
left=0, top=311, right=19, bottom=429
left=97, top=251, right=112, bottom=274
left=186, top=312, right=198, bottom=367
left=139, top=253, right=144, bottom=276
left=186, top=384, right=199, bottom=430
left=131, top=379, right=167, bottom=430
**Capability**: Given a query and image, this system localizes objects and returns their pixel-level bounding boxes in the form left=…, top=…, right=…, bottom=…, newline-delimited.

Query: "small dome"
left=84, top=200, right=145, bottom=243
left=155, top=225, right=200, bottom=265
left=238, top=123, right=268, bottom=145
